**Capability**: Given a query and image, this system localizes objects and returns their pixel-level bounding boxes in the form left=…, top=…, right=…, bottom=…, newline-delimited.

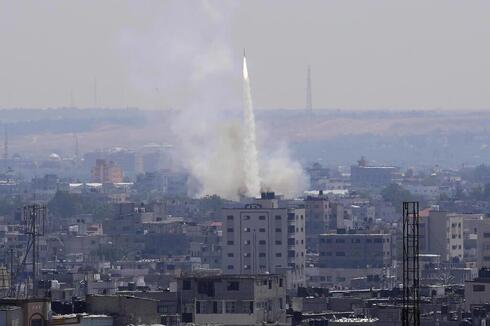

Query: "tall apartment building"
left=304, top=192, right=348, bottom=252
left=91, top=159, right=123, bottom=183
left=476, top=219, right=490, bottom=269
left=317, top=232, right=393, bottom=287
left=419, top=211, right=464, bottom=262
left=304, top=192, right=329, bottom=251
left=221, top=192, right=306, bottom=290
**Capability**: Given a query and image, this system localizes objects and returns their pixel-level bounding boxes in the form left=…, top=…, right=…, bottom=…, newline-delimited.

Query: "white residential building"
left=221, top=192, right=306, bottom=290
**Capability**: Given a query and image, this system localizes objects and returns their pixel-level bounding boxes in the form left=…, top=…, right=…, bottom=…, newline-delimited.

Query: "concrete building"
left=464, top=268, right=490, bottom=311
left=404, top=184, right=440, bottom=201
left=350, top=158, right=399, bottom=188
left=91, top=159, right=123, bottom=183
left=178, top=273, right=286, bottom=326
left=221, top=192, right=306, bottom=289
left=86, top=294, right=161, bottom=326
left=318, top=233, right=392, bottom=269
left=317, top=232, right=393, bottom=288
left=304, top=192, right=329, bottom=251
left=50, top=313, right=113, bottom=326
left=419, top=211, right=464, bottom=262
left=476, top=218, right=490, bottom=269
left=306, top=162, right=330, bottom=190
left=0, top=298, right=51, bottom=326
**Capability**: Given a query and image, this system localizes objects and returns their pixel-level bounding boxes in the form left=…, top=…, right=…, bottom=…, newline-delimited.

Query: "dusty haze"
left=1, top=1, right=490, bottom=110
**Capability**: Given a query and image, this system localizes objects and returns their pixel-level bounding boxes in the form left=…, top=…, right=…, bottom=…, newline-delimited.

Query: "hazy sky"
left=1, top=0, right=490, bottom=110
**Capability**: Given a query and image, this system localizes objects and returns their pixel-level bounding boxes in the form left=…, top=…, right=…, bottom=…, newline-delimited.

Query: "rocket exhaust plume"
left=242, top=51, right=261, bottom=197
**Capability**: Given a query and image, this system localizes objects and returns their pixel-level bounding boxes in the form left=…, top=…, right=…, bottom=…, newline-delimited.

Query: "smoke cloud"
left=242, top=56, right=261, bottom=197
left=121, top=0, right=308, bottom=200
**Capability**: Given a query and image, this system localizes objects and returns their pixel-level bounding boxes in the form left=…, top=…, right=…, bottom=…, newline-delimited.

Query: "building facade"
left=178, top=273, right=286, bottom=326
left=221, top=193, right=306, bottom=289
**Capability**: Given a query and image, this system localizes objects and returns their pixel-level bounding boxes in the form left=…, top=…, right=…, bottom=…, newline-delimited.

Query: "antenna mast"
left=306, top=65, right=312, bottom=112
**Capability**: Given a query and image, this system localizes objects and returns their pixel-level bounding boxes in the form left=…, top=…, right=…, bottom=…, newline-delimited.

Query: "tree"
left=381, top=184, right=422, bottom=212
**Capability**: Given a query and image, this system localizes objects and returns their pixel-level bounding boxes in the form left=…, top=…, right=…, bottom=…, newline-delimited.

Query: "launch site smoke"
left=122, top=1, right=308, bottom=200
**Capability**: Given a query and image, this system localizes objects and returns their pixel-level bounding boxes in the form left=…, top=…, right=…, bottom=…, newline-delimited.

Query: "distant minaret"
left=3, top=127, right=8, bottom=160
left=74, top=133, right=80, bottom=162
left=306, top=65, right=312, bottom=112
left=93, top=77, right=98, bottom=107
left=70, top=89, right=75, bottom=108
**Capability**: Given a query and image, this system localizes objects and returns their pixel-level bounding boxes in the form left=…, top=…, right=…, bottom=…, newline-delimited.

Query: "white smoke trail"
left=242, top=55, right=261, bottom=197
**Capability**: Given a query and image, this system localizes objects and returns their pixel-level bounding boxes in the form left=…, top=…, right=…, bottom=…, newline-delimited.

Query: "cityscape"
left=1, top=1, right=490, bottom=326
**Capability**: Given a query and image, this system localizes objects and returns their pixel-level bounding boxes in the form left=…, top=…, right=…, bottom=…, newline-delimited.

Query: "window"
left=288, top=250, right=295, bottom=257
left=335, top=252, right=346, bottom=256
left=276, top=228, right=282, bottom=232
left=244, top=252, right=250, bottom=257
left=276, top=253, right=282, bottom=257
left=213, top=301, right=220, bottom=313
left=374, top=238, right=383, bottom=243
left=275, top=240, right=282, bottom=245
left=227, top=253, right=234, bottom=257
left=244, top=240, right=251, bottom=245
left=228, top=265, right=234, bottom=270
left=474, top=284, right=485, bottom=292
left=244, top=227, right=250, bottom=232
left=158, top=303, right=169, bottom=313
left=259, top=240, right=266, bottom=245
left=225, top=301, right=236, bottom=313
left=244, top=215, right=250, bottom=220
left=279, top=278, right=283, bottom=287
left=484, top=233, right=490, bottom=238
left=259, top=228, right=266, bottom=232
left=227, top=215, right=234, bottom=220
left=288, top=238, right=295, bottom=245
left=227, top=240, right=234, bottom=245
left=227, top=281, right=240, bottom=291
left=335, top=239, right=345, bottom=243
left=183, top=280, right=191, bottom=290
left=197, top=281, right=214, bottom=296
left=196, top=301, right=201, bottom=314
left=227, top=228, right=234, bottom=232
left=259, top=216, right=266, bottom=220
left=275, top=215, right=282, bottom=220
left=259, top=252, right=266, bottom=257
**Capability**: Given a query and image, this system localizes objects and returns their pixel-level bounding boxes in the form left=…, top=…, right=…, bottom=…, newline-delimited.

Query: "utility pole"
left=23, top=204, right=46, bottom=298
left=306, top=65, right=312, bottom=112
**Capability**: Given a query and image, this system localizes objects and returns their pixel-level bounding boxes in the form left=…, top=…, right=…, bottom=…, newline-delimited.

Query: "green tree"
left=381, top=183, right=423, bottom=212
